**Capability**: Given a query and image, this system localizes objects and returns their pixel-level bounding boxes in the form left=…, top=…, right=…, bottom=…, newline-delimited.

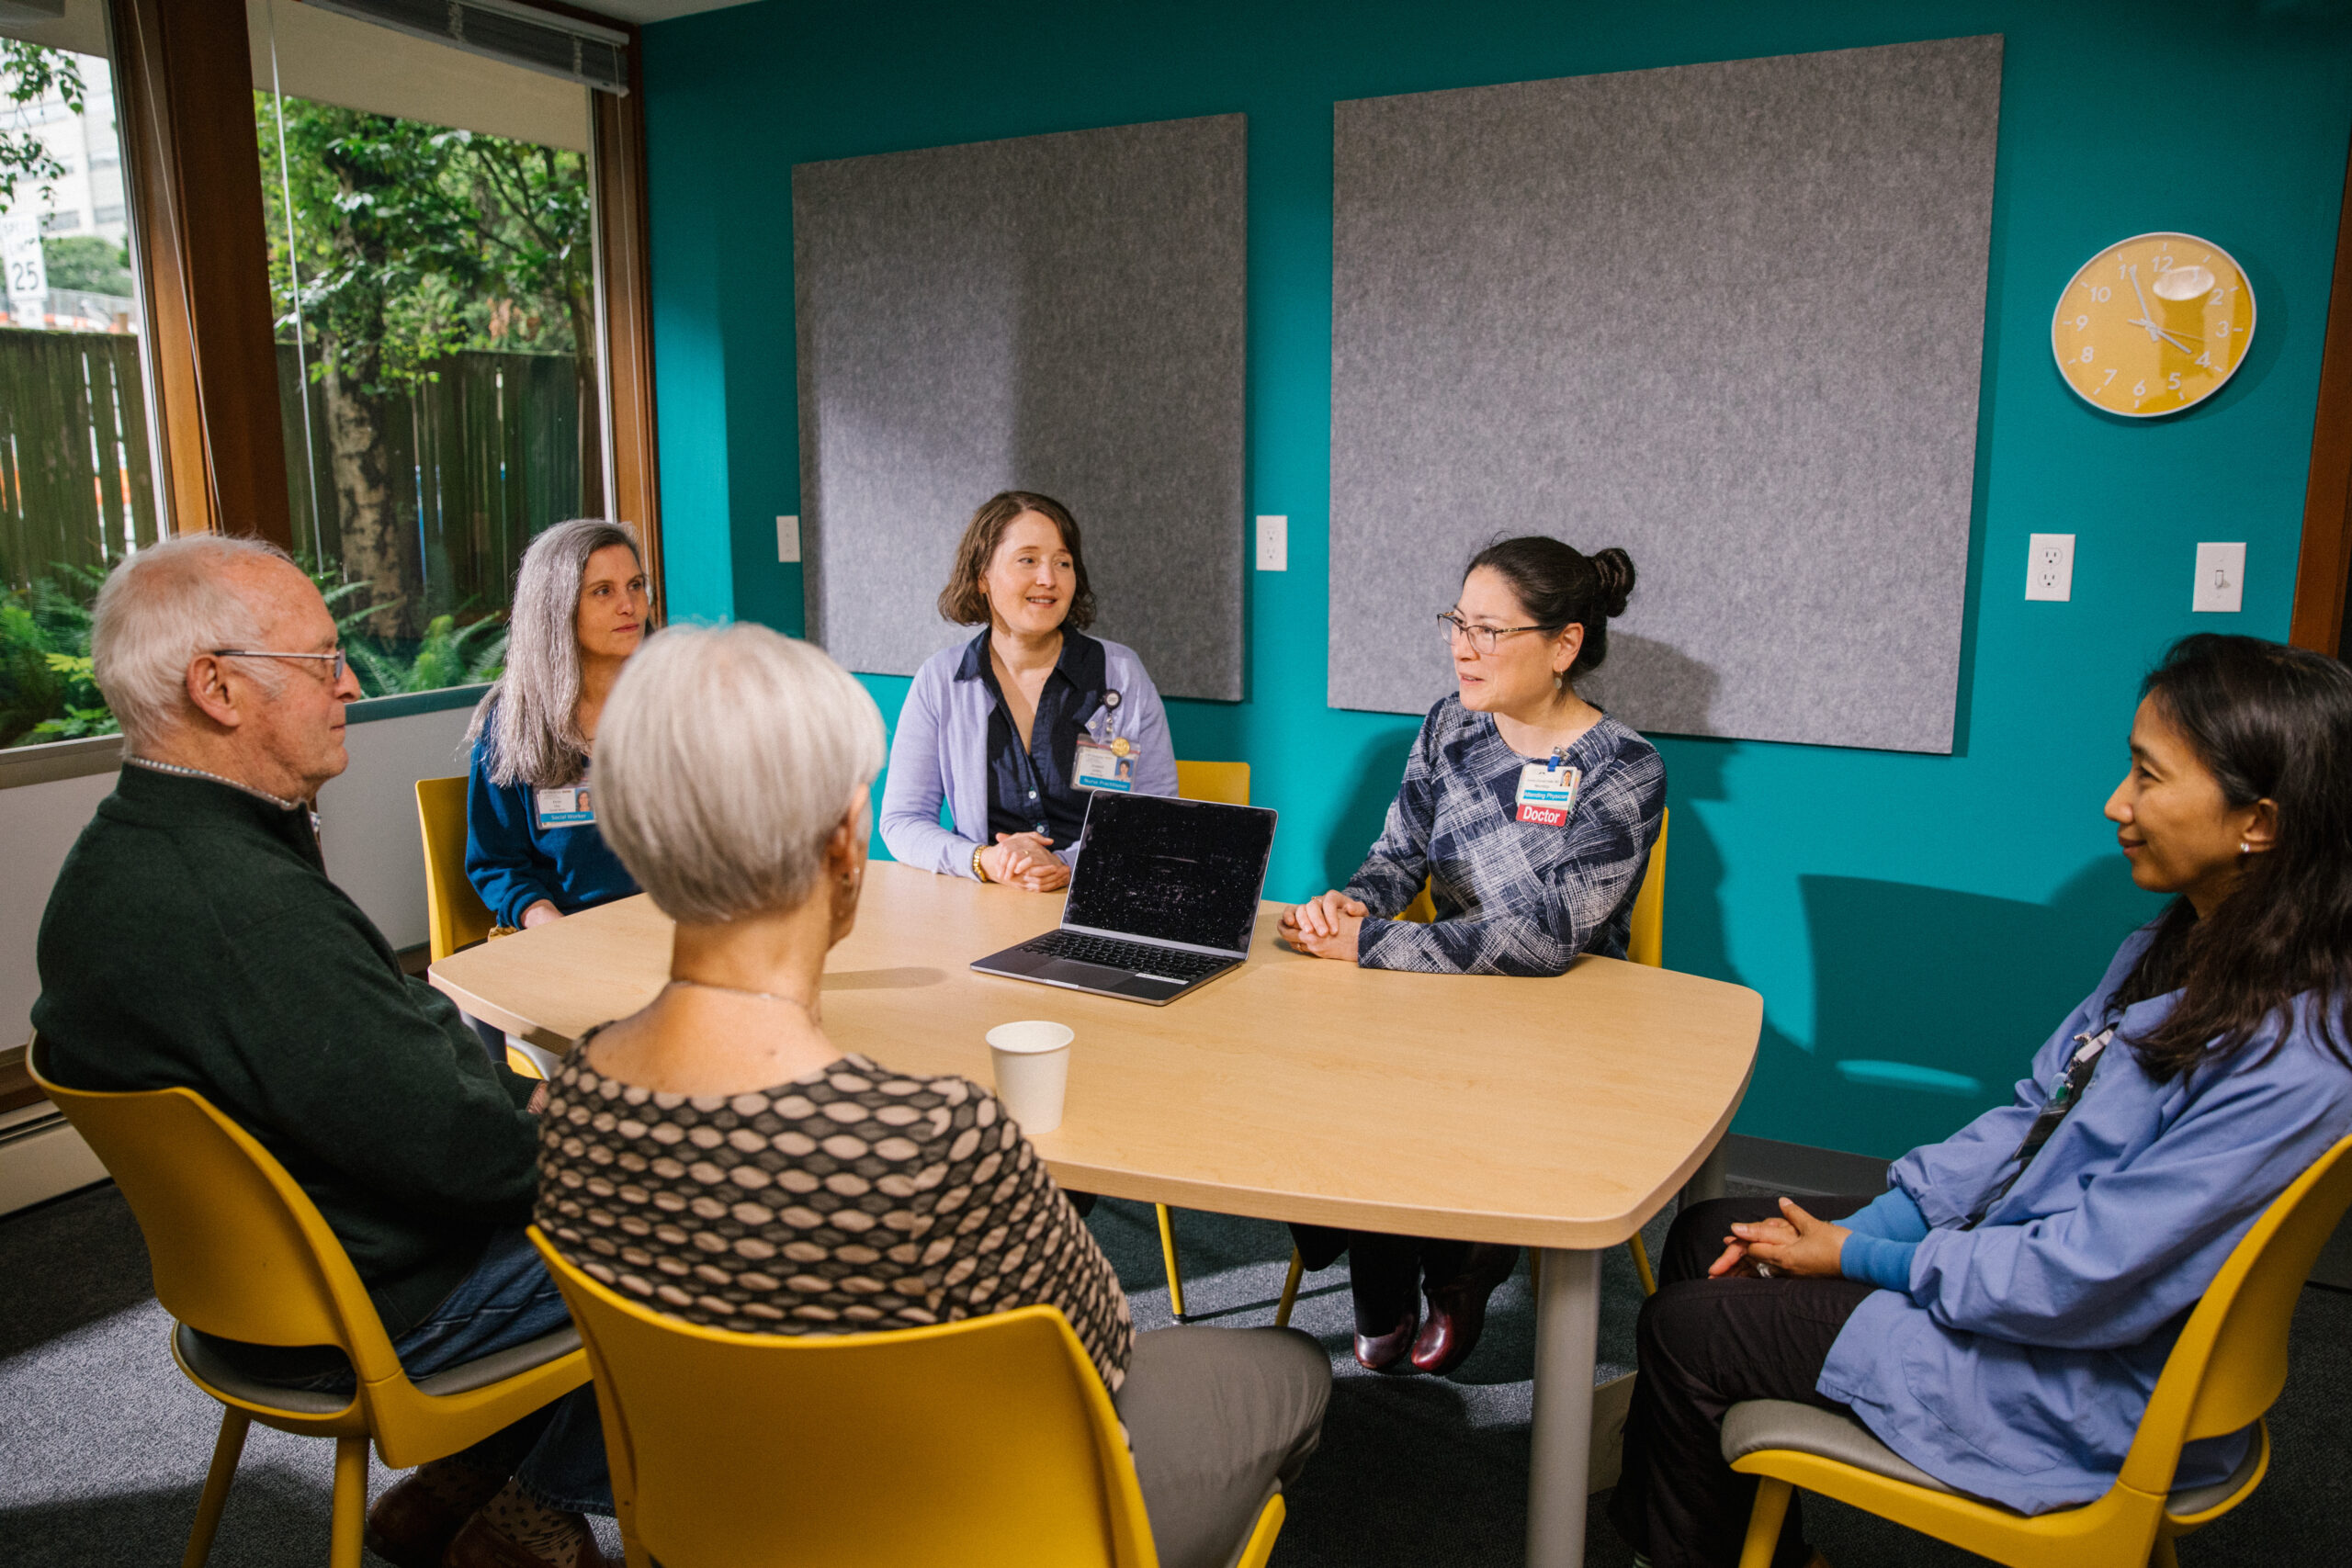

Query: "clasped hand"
left=1279, top=890, right=1365, bottom=961
left=1707, top=1196, right=1849, bottom=1280
left=983, top=831, right=1069, bottom=891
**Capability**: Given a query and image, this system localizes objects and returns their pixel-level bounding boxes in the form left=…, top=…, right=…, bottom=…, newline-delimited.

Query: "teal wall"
left=639, top=0, right=2352, bottom=1159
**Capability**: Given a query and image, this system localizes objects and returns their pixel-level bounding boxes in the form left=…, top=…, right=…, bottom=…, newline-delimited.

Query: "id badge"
left=1075, top=732, right=1136, bottom=793
left=534, top=782, right=595, bottom=829
left=1514, top=762, right=1579, bottom=827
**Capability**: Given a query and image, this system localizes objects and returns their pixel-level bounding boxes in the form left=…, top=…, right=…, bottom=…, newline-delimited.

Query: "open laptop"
left=970, top=789, right=1278, bottom=1006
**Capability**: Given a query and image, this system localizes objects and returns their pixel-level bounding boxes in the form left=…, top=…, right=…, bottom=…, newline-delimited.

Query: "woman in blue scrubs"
left=464, top=519, right=648, bottom=933
left=1610, top=634, right=2352, bottom=1568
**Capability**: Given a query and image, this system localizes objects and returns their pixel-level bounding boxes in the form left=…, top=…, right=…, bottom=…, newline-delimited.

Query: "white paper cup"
left=987, top=1021, right=1074, bottom=1133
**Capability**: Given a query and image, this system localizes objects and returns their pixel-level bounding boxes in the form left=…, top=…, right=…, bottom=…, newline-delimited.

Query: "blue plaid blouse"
left=1346, top=697, right=1666, bottom=976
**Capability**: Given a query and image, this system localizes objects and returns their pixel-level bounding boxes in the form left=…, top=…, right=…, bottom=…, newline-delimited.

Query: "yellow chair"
left=1275, top=810, right=1672, bottom=1324
left=416, top=775, right=493, bottom=963
left=1153, top=761, right=1253, bottom=1318
left=1728, top=1133, right=2352, bottom=1568
left=27, top=1038, right=588, bottom=1568
left=528, top=1227, right=1286, bottom=1568
left=416, top=775, right=544, bottom=1080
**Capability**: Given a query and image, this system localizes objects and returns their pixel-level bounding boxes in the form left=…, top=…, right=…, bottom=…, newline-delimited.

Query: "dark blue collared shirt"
left=957, top=627, right=1113, bottom=850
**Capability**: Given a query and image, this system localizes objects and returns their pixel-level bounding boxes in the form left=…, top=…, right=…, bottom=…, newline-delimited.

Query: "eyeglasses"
left=1436, top=613, right=1553, bottom=655
left=212, top=648, right=349, bottom=683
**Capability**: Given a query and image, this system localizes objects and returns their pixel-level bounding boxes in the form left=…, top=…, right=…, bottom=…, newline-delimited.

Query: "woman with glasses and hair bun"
left=1282, top=535, right=1667, bottom=1375
left=880, top=491, right=1176, bottom=893
left=464, top=518, right=651, bottom=936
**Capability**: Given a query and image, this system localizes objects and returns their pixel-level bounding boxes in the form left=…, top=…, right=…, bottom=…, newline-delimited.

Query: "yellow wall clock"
left=2052, top=232, right=2255, bottom=417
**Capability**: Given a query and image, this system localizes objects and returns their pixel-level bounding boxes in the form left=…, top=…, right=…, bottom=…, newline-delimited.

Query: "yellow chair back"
left=1400, top=809, right=1669, bottom=966
left=1174, top=759, right=1250, bottom=807
left=417, top=775, right=493, bottom=964
left=28, top=1038, right=586, bottom=1466
left=1626, top=809, right=1668, bottom=968
left=30, top=1036, right=390, bottom=1375
left=528, top=1228, right=1163, bottom=1568
left=2121, top=1131, right=2352, bottom=1495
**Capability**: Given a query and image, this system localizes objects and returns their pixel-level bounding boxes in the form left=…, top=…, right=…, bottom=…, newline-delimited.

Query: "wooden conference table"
left=432, top=860, right=1761, bottom=1568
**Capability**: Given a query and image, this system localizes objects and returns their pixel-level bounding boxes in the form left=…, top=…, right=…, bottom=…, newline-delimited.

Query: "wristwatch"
left=971, top=842, right=990, bottom=883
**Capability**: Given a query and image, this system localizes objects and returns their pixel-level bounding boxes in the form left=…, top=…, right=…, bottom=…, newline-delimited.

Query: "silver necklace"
left=665, top=977, right=815, bottom=1011
left=126, top=754, right=306, bottom=813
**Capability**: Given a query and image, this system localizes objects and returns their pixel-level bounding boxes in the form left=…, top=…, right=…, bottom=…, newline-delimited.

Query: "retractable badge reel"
left=1073, top=690, right=1136, bottom=792
left=1515, top=747, right=1580, bottom=826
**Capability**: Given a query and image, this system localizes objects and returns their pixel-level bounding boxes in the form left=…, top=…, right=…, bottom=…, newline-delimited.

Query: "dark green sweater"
left=35, top=764, right=539, bottom=1337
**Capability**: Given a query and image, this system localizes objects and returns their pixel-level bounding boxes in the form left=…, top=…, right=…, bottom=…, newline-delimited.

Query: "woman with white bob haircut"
left=536, top=624, right=1330, bottom=1568
left=464, top=519, right=650, bottom=935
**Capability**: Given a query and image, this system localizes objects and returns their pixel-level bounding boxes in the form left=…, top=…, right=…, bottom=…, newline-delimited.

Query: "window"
left=1, top=12, right=164, bottom=749
left=253, top=0, right=606, bottom=700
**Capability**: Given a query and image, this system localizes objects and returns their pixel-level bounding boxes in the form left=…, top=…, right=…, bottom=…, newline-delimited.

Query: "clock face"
left=2052, top=232, right=2255, bottom=418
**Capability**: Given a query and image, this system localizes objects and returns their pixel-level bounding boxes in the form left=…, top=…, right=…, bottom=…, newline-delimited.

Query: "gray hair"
left=90, top=534, right=289, bottom=750
left=469, top=518, right=646, bottom=788
left=595, top=624, right=886, bottom=925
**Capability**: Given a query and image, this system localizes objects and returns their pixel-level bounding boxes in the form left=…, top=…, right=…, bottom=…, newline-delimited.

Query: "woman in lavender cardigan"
left=880, top=491, right=1177, bottom=891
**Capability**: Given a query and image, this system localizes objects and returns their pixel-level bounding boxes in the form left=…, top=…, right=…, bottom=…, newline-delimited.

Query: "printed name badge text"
left=1514, top=762, right=1580, bottom=827
left=536, top=785, right=595, bottom=829
left=1074, top=735, right=1136, bottom=793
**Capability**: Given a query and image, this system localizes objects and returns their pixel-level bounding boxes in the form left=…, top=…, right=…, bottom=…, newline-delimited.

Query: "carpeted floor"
left=3, top=1179, right=2349, bottom=1565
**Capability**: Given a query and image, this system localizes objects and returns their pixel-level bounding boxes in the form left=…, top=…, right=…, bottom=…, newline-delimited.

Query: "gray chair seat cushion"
left=175, top=1322, right=580, bottom=1414
left=1721, top=1401, right=1956, bottom=1495
left=1721, top=1399, right=2266, bottom=1519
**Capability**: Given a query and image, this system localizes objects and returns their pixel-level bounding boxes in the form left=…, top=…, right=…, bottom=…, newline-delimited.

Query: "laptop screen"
left=1064, top=791, right=1277, bottom=955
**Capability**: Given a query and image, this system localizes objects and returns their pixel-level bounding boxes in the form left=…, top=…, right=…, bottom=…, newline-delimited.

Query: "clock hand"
left=2126, top=265, right=2160, bottom=344
left=2126, top=316, right=2203, bottom=352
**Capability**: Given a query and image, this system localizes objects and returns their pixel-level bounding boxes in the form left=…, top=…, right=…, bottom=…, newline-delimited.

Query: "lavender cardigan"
left=878, top=635, right=1178, bottom=877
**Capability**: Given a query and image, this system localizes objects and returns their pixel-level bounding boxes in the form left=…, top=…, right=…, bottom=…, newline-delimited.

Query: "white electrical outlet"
left=1255, top=514, right=1288, bottom=571
left=2022, top=531, right=2079, bottom=597
left=2025, top=534, right=2074, bottom=602
left=776, top=514, right=800, bottom=564
left=2193, top=542, right=2245, bottom=613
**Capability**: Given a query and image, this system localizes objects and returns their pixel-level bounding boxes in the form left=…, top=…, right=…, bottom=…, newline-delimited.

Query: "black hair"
left=1462, top=536, right=1636, bottom=677
left=2111, top=633, right=2352, bottom=1079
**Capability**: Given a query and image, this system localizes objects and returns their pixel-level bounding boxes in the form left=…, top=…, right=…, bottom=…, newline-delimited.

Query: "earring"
left=1555, top=670, right=1567, bottom=693
left=2240, top=841, right=2252, bottom=858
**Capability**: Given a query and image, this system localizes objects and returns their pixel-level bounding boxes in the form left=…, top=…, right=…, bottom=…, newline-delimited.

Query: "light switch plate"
left=2025, top=534, right=2074, bottom=602
left=776, top=514, right=800, bottom=564
left=1255, top=514, right=1288, bottom=571
left=2193, top=542, right=2245, bottom=613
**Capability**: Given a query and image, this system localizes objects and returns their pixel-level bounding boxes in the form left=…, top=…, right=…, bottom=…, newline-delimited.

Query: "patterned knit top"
left=1347, top=697, right=1666, bottom=976
left=536, top=1043, right=1135, bottom=1389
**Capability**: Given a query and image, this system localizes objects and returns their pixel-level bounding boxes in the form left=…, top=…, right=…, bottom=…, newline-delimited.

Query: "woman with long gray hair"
left=465, top=518, right=650, bottom=933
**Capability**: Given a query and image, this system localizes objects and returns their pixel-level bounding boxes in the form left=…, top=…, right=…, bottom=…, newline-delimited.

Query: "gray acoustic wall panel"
left=795, top=115, right=1246, bottom=699
left=1329, top=38, right=2002, bottom=752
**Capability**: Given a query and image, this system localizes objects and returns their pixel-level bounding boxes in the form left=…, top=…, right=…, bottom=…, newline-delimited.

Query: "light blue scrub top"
left=1817, top=923, right=2352, bottom=1515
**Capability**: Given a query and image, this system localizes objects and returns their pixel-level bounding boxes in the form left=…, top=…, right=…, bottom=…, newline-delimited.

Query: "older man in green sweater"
left=35, top=536, right=609, bottom=1568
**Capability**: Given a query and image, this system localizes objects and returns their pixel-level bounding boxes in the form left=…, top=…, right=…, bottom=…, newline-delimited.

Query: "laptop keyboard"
left=1021, top=931, right=1232, bottom=981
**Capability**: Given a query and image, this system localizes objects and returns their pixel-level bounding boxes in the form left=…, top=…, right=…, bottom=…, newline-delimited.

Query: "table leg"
left=1681, top=1137, right=1728, bottom=1207
left=1526, top=1247, right=1601, bottom=1568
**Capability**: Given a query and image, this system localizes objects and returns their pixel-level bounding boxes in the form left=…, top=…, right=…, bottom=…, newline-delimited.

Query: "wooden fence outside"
left=0, top=328, right=162, bottom=590
left=1, top=330, right=591, bottom=616
left=278, top=344, right=594, bottom=622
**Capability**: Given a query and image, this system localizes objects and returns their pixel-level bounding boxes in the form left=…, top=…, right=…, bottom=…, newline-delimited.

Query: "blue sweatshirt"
left=464, top=729, right=637, bottom=929
left=1815, top=924, right=2352, bottom=1515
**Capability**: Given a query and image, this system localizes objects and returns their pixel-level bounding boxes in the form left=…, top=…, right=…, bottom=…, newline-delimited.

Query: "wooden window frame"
left=2290, top=125, right=2352, bottom=658
left=101, top=0, right=665, bottom=610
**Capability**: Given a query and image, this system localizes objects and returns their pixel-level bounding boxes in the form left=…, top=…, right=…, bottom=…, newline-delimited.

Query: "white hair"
left=468, top=518, right=646, bottom=790
left=595, top=624, right=886, bottom=924
left=90, top=535, right=290, bottom=750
